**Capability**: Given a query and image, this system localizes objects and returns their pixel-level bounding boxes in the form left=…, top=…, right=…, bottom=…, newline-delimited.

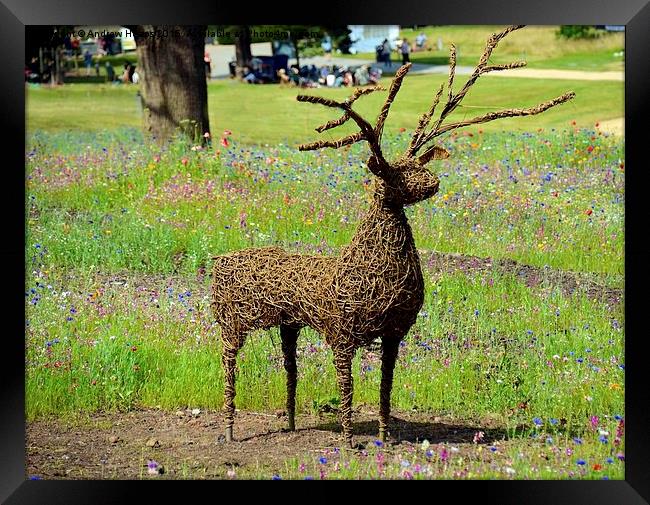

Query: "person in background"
left=83, top=49, right=93, bottom=76
left=277, top=68, right=291, bottom=86
left=122, top=63, right=131, bottom=83
left=381, top=39, right=392, bottom=69
left=242, top=66, right=260, bottom=84
left=400, top=38, right=411, bottom=64
left=343, top=69, right=354, bottom=87
left=415, top=32, right=427, bottom=51
left=321, top=32, right=333, bottom=61
left=204, top=51, right=212, bottom=79
left=354, top=64, right=370, bottom=86
left=368, top=66, right=382, bottom=85
left=105, top=61, right=115, bottom=82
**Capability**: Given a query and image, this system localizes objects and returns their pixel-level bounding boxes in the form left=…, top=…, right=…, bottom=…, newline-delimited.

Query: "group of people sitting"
left=276, top=63, right=382, bottom=88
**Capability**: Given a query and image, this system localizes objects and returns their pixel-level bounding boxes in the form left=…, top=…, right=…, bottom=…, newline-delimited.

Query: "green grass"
left=382, top=25, right=624, bottom=72
left=27, top=75, right=623, bottom=145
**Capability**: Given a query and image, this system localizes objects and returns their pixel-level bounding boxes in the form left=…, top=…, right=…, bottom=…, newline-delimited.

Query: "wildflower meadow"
left=25, top=118, right=624, bottom=479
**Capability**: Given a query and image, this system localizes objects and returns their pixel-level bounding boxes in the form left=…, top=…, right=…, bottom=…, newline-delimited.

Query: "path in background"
left=597, top=117, right=624, bottom=136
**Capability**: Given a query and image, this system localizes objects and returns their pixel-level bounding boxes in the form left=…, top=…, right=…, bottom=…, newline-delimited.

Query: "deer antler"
left=375, top=63, right=412, bottom=143
left=297, top=64, right=417, bottom=179
left=297, top=86, right=393, bottom=177
left=407, top=25, right=576, bottom=163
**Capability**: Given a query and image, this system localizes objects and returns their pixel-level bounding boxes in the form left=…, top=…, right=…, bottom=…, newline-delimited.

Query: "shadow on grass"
left=236, top=414, right=516, bottom=445
left=312, top=416, right=512, bottom=444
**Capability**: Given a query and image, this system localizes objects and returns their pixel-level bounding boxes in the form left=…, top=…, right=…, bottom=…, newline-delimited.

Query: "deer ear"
left=418, top=146, right=450, bottom=165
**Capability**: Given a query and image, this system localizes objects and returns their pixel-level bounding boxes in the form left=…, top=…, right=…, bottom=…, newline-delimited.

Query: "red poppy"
left=586, top=209, right=593, bottom=216
left=399, top=127, right=406, bottom=133
left=221, top=137, right=229, bottom=147
left=593, top=464, right=602, bottom=471
left=587, top=146, right=594, bottom=153
left=181, top=158, right=189, bottom=166
left=223, top=129, right=232, bottom=136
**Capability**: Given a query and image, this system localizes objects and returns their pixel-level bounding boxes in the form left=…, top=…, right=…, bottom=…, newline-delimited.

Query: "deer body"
left=212, top=188, right=427, bottom=346
left=211, top=26, right=574, bottom=446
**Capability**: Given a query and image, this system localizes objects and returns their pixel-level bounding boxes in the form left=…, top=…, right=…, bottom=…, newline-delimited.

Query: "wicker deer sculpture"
left=211, top=25, right=575, bottom=447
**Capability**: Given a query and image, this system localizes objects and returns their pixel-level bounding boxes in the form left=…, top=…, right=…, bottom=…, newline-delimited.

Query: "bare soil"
left=26, top=407, right=509, bottom=479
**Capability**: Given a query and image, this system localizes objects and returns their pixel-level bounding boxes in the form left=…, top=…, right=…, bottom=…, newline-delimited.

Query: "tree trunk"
left=234, top=25, right=252, bottom=78
left=131, top=25, right=210, bottom=144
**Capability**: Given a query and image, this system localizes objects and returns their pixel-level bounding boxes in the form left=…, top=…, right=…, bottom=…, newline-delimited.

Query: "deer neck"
left=343, top=198, right=418, bottom=263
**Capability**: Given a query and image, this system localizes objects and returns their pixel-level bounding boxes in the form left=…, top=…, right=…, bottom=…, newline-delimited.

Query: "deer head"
left=297, top=25, right=575, bottom=209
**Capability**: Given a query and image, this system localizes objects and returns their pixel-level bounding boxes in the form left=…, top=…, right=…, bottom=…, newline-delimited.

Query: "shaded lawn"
left=27, top=75, right=623, bottom=145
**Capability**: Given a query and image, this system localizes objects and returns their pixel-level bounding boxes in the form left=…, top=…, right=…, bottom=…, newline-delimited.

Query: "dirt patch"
left=421, top=251, right=623, bottom=306
left=26, top=407, right=509, bottom=479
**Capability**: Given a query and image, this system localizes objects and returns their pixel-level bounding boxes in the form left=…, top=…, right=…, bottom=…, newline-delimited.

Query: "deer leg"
left=333, top=345, right=355, bottom=448
left=222, top=331, right=245, bottom=442
left=379, top=338, right=400, bottom=442
left=280, top=324, right=299, bottom=431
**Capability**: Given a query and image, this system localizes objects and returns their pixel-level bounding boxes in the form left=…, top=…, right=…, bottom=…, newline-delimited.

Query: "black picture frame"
left=3, top=0, right=648, bottom=502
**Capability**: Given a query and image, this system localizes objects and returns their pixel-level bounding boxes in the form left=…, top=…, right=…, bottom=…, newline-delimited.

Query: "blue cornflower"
left=549, top=418, right=559, bottom=425
left=573, top=437, right=583, bottom=445
left=606, top=458, right=614, bottom=464
left=272, top=474, right=282, bottom=480
left=489, top=446, right=498, bottom=452
left=533, top=417, right=543, bottom=426
left=374, top=440, right=383, bottom=448
left=576, top=459, right=586, bottom=466
left=599, top=435, right=609, bottom=444
left=614, top=415, right=622, bottom=421
left=319, top=457, right=327, bottom=464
